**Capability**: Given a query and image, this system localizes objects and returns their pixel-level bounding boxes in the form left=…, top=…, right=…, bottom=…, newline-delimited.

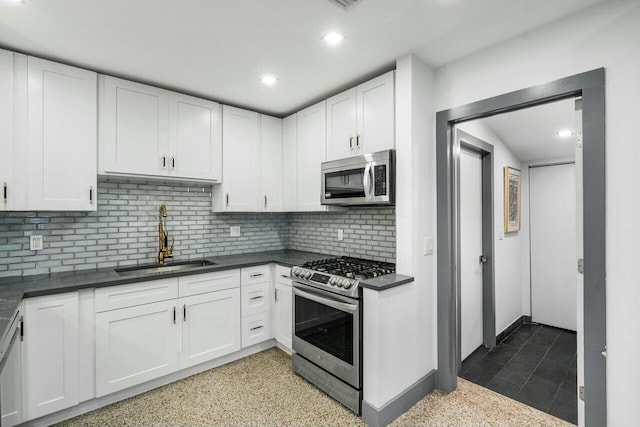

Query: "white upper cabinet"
left=282, top=114, right=297, bottom=211
left=99, top=76, right=221, bottom=182
left=168, top=93, right=222, bottom=181
left=0, top=49, right=21, bottom=211
left=215, top=105, right=261, bottom=211
left=99, top=76, right=168, bottom=177
left=260, top=114, right=283, bottom=212
left=326, top=88, right=357, bottom=162
left=326, top=71, right=395, bottom=161
left=297, top=101, right=326, bottom=211
left=26, top=57, right=98, bottom=211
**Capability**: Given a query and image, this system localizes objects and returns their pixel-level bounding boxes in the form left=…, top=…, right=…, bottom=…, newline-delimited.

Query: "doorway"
left=436, top=69, right=606, bottom=427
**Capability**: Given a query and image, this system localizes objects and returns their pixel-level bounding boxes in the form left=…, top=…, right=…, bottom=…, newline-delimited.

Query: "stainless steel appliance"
left=291, top=257, right=395, bottom=414
left=321, top=149, right=395, bottom=206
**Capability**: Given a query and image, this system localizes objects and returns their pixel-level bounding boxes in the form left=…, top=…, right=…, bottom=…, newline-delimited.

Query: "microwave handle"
left=363, top=163, right=372, bottom=199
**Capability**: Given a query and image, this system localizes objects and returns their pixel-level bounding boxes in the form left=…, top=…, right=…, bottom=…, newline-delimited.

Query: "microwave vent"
left=326, top=0, right=362, bottom=10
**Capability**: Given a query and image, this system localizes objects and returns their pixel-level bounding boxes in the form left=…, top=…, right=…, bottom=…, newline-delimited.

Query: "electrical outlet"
left=30, top=235, right=43, bottom=251
left=230, top=226, right=240, bottom=237
left=337, top=229, right=344, bottom=241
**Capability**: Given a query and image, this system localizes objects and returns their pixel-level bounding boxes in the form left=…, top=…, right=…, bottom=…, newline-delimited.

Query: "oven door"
left=292, top=282, right=360, bottom=388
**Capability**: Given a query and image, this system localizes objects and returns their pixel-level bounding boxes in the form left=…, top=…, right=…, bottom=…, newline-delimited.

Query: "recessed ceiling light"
left=260, top=75, right=277, bottom=86
left=556, top=129, right=574, bottom=138
left=323, top=32, right=344, bottom=45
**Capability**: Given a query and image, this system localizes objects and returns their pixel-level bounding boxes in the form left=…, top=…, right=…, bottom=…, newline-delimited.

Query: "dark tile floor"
left=460, top=323, right=577, bottom=424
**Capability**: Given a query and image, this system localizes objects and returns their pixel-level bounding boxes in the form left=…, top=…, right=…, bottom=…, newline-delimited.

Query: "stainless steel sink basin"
left=115, top=260, right=216, bottom=276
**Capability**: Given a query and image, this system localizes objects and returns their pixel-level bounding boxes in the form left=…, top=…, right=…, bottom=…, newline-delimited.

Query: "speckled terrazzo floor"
left=58, top=348, right=573, bottom=427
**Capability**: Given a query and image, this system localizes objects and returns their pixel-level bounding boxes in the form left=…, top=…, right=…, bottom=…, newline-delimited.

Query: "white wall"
left=363, top=54, right=436, bottom=409
left=457, top=121, right=524, bottom=336
left=434, top=1, right=640, bottom=424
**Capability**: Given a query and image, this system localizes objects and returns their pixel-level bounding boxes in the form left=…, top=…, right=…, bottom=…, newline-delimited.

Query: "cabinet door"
left=260, top=115, right=283, bottom=212
left=282, top=114, right=297, bottom=211
left=99, top=76, right=169, bottom=176
left=356, top=71, right=395, bottom=155
left=220, top=105, right=260, bottom=211
left=0, top=49, right=22, bottom=211
left=27, top=57, right=97, bottom=211
left=23, top=293, right=79, bottom=420
left=273, top=281, right=293, bottom=350
left=1, top=326, right=23, bottom=426
left=179, top=288, right=241, bottom=369
left=296, top=101, right=326, bottom=211
left=326, top=88, right=357, bottom=161
left=95, top=299, right=179, bottom=397
left=169, top=93, right=222, bottom=181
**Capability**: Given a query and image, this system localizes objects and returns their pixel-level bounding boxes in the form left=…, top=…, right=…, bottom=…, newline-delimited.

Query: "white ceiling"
left=478, top=98, right=578, bottom=163
left=0, top=0, right=607, bottom=116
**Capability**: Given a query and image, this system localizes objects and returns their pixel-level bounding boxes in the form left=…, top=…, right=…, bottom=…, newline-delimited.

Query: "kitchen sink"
left=115, top=260, right=216, bottom=276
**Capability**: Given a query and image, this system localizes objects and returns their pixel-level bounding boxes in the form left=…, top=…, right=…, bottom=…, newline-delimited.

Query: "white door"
left=260, top=115, right=283, bottom=212
left=95, top=299, right=179, bottom=397
left=99, top=76, right=169, bottom=176
left=273, top=281, right=293, bottom=350
left=460, top=148, right=484, bottom=361
left=169, top=93, right=221, bottom=181
left=326, top=88, right=357, bottom=161
left=297, top=101, right=326, bottom=211
left=530, top=163, right=577, bottom=331
left=221, top=105, right=260, bottom=211
left=356, top=71, right=395, bottom=155
left=179, top=289, right=241, bottom=369
left=282, top=114, right=298, bottom=211
left=27, top=57, right=97, bottom=211
left=1, top=325, right=23, bottom=427
left=23, top=293, right=79, bottom=420
left=0, top=49, right=21, bottom=211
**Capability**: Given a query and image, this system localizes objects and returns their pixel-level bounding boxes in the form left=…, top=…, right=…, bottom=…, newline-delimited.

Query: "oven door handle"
left=293, top=287, right=358, bottom=313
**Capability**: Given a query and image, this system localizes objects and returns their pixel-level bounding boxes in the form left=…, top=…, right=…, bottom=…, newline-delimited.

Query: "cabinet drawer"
left=275, top=264, right=291, bottom=280
left=241, top=282, right=271, bottom=316
left=95, top=279, right=178, bottom=312
left=178, top=269, right=240, bottom=297
left=241, top=265, right=271, bottom=286
left=241, top=312, right=271, bottom=348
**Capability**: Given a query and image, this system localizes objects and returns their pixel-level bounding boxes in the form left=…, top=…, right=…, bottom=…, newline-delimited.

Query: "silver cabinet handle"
left=250, top=295, right=264, bottom=301
left=3, top=182, right=7, bottom=203
left=172, top=157, right=175, bottom=169
left=250, top=273, right=264, bottom=278
left=162, top=155, right=167, bottom=169
left=356, top=134, right=361, bottom=148
left=264, top=195, right=267, bottom=208
left=250, top=325, right=264, bottom=331
left=89, top=186, right=93, bottom=204
left=280, top=274, right=288, bottom=278
left=275, top=288, right=279, bottom=302
left=349, top=136, right=354, bottom=150
left=183, top=304, right=186, bottom=322
left=172, top=306, right=176, bottom=324
left=226, top=193, right=229, bottom=207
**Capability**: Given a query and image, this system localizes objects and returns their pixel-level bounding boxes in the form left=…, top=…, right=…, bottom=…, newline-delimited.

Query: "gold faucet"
left=158, top=204, right=173, bottom=264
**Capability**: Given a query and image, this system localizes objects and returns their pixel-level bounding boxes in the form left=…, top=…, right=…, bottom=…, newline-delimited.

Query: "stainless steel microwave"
left=321, top=149, right=395, bottom=206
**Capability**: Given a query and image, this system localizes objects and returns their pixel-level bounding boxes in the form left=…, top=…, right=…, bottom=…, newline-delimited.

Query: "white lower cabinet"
left=240, top=265, right=272, bottom=348
left=95, top=299, right=180, bottom=397
left=272, top=265, right=293, bottom=351
left=179, top=288, right=240, bottom=369
left=22, top=293, right=79, bottom=420
left=95, top=272, right=241, bottom=397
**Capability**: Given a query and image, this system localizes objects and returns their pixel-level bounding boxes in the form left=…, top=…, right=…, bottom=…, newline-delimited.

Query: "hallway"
left=461, top=323, right=577, bottom=424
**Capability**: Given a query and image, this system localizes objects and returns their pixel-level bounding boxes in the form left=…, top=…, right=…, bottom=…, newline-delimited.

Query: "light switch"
left=423, top=236, right=433, bottom=255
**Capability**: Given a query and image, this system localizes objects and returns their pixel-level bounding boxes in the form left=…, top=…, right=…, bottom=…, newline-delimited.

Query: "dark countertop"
left=359, top=274, right=414, bottom=291
left=0, top=249, right=414, bottom=349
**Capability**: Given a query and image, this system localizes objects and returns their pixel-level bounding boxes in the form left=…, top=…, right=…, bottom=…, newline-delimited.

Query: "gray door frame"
left=455, top=129, right=496, bottom=372
left=436, top=68, right=606, bottom=427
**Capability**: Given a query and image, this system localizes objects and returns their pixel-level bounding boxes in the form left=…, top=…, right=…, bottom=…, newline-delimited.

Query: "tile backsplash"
left=0, top=179, right=395, bottom=277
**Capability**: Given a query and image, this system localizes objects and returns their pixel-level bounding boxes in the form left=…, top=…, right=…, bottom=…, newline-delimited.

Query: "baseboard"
left=496, top=315, right=527, bottom=344
left=361, top=369, right=436, bottom=427
left=23, top=339, right=278, bottom=427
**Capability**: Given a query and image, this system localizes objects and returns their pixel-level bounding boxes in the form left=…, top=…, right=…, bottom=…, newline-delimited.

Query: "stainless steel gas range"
left=291, top=256, right=395, bottom=414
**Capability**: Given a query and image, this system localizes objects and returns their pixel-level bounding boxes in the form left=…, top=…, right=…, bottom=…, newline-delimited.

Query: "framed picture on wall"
left=504, top=166, right=521, bottom=233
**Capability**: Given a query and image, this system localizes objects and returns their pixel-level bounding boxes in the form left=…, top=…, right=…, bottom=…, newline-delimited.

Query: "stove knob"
left=304, top=270, right=312, bottom=279
left=343, top=280, right=353, bottom=289
left=329, top=277, right=337, bottom=286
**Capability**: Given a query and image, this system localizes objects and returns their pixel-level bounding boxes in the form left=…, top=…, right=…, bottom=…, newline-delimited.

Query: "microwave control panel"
left=374, top=165, right=387, bottom=196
